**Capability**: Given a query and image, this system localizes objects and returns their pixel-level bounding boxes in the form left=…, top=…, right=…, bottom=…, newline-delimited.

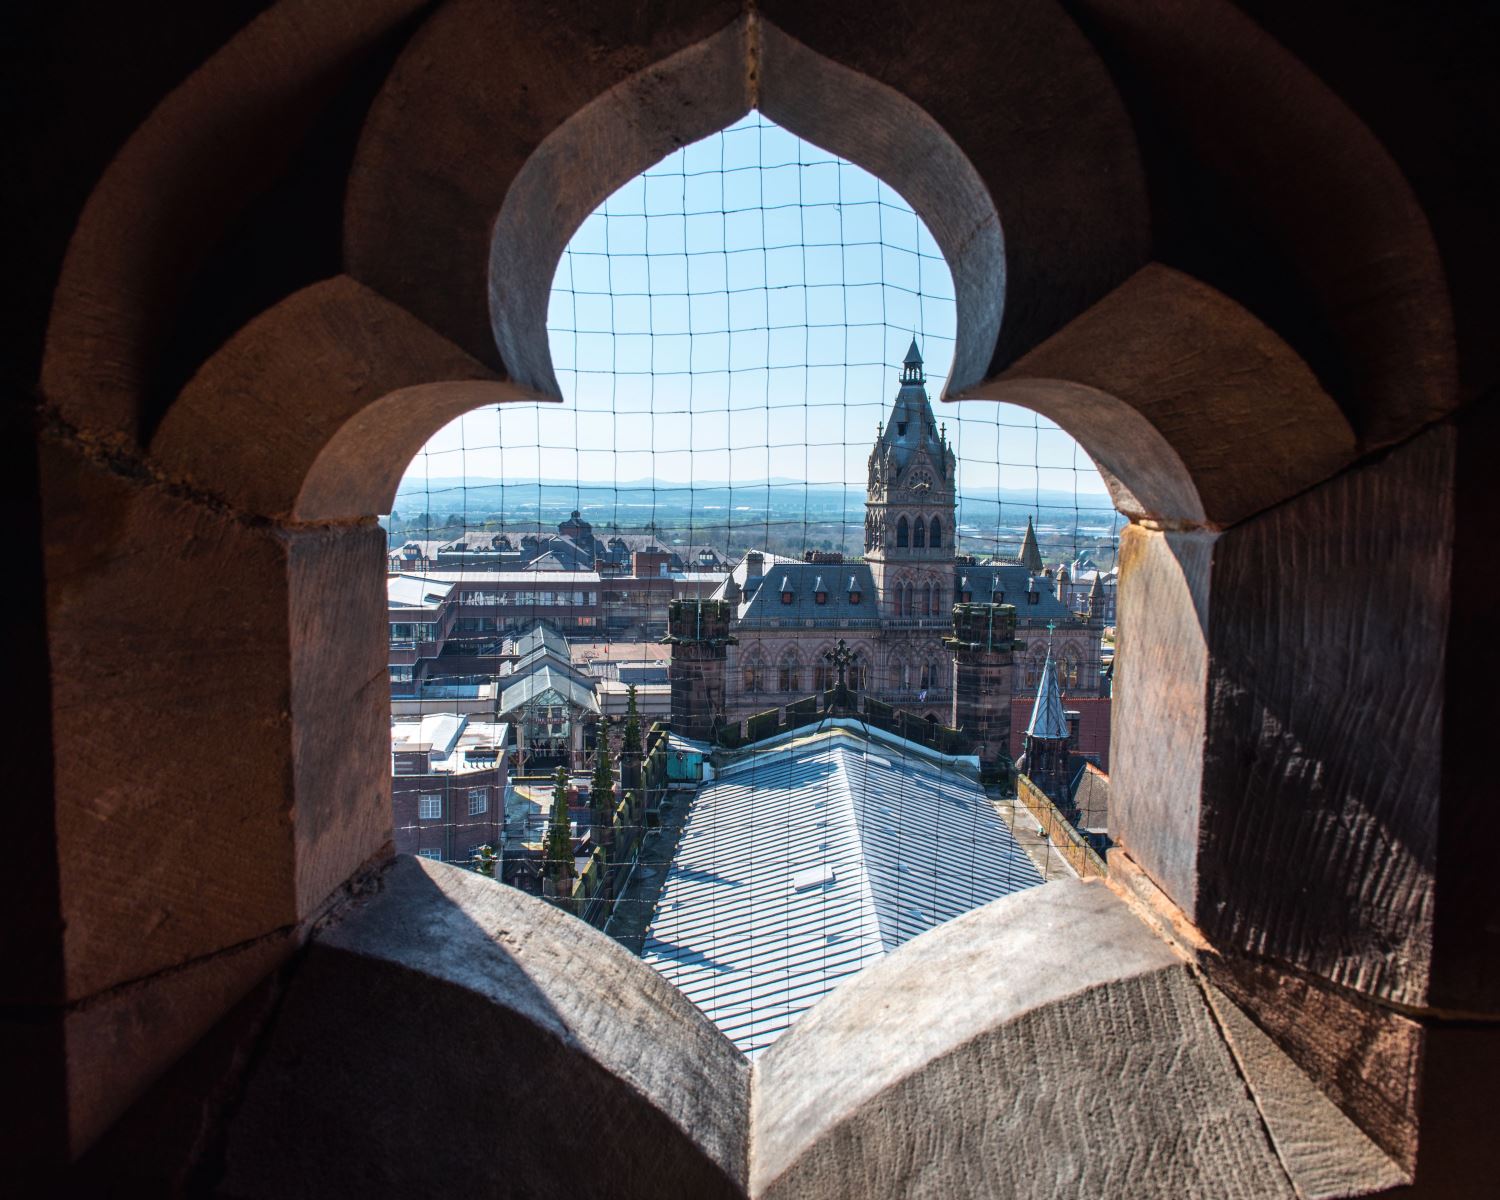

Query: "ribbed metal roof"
left=641, top=721, right=1044, bottom=1056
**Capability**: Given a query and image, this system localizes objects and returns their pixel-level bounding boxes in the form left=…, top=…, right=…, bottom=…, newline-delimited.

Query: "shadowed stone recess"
left=998, top=265, right=1357, bottom=527
left=221, top=857, right=749, bottom=1198
left=751, top=881, right=1294, bottom=1199
left=1204, top=984, right=1406, bottom=1198
left=1201, top=427, right=1452, bottom=1010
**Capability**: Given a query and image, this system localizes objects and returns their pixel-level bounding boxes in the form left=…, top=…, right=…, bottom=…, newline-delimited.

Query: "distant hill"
left=392, top=477, right=1116, bottom=518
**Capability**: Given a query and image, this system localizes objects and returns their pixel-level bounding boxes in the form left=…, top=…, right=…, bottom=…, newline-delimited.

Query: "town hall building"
left=707, top=342, right=1109, bottom=751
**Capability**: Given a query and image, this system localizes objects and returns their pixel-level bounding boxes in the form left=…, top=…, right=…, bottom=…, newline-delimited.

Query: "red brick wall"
left=1011, top=695, right=1111, bottom=770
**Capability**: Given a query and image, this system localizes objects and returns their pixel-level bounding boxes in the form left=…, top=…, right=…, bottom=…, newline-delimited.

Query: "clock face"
left=907, top=469, right=933, bottom=491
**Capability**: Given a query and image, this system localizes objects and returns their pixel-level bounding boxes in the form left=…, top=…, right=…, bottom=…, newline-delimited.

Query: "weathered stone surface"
left=40, top=0, right=432, bottom=444
left=348, top=0, right=744, bottom=372
left=39, top=438, right=302, bottom=1001
left=995, top=265, right=1357, bottom=527
left=753, top=880, right=1294, bottom=1199
left=62, top=927, right=296, bottom=1159
left=286, top=522, right=392, bottom=915
left=151, top=276, right=516, bottom=521
left=1109, top=524, right=1215, bottom=915
left=1204, top=985, right=1406, bottom=1198
left=221, top=857, right=748, bottom=1198
left=1204, top=954, right=1424, bottom=1174
left=1201, top=427, right=1452, bottom=1010
left=1068, top=0, right=1458, bottom=449
left=960, top=374, right=1206, bottom=526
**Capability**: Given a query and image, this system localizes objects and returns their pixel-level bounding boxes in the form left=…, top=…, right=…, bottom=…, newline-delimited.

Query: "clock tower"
left=865, top=340, right=957, bottom=621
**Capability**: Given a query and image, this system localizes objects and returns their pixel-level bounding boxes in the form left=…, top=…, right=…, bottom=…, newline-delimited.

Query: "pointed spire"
left=875, top=341, right=938, bottom=470
left=1087, top=571, right=1106, bottom=620
left=901, top=338, right=924, bottom=384
left=1018, top=515, right=1044, bottom=574
left=1026, top=648, right=1070, bottom=740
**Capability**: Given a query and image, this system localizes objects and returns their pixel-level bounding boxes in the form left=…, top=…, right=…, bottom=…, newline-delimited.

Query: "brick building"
left=391, top=713, right=509, bottom=863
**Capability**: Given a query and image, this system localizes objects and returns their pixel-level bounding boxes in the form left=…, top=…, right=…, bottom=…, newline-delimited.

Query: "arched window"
left=1024, top=648, right=1047, bottom=689
left=922, top=582, right=932, bottom=616
left=933, top=585, right=944, bottom=614
left=930, top=517, right=942, bottom=548
left=813, top=649, right=835, bottom=693
left=896, top=516, right=909, bottom=548
left=778, top=649, right=801, bottom=693
left=913, top=517, right=926, bottom=548
left=741, top=651, right=765, bottom=694
left=902, top=581, right=914, bottom=616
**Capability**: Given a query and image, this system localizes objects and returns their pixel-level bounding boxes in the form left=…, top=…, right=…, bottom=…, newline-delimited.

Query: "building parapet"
left=1016, top=774, right=1107, bottom=879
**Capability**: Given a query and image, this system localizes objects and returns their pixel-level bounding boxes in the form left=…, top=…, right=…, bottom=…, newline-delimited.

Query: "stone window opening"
left=34, top=12, right=1461, bottom=1189
left=896, top=515, right=909, bottom=548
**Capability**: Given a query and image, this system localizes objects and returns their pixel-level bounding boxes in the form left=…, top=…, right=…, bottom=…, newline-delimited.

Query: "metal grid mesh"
left=388, top=114, right=1120, bottom=1052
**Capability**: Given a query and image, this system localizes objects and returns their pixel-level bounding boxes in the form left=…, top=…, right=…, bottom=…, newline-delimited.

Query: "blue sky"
left=406, top=113, right=1108, bottom=500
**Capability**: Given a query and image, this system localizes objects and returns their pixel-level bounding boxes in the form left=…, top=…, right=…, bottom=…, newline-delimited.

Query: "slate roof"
left=955, top=563, right=1075, bottom=622
left=641, top=721, right=1045, bottom=1056
left=1018, top=515, right=1044, bottom=573
left=874, top=344, right=940, bottom=472
left=717, top=558, right=879, bottom=626
left=1026, top=650, right=1070, bottom=740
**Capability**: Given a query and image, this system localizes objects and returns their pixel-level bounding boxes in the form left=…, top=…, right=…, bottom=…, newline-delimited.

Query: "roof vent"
left=791, top=865, right=836, bottom=892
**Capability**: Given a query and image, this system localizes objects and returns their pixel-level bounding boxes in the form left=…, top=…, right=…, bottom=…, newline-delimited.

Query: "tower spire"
left=1026, top=647, right=1069, bottom=740
left=1018, top=515, right=1044, bottom=574
left=901, top=337, right=924, bottom=384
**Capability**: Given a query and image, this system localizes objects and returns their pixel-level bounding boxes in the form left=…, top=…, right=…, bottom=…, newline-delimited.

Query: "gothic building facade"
left=711, top=342, right=1108, bottom=743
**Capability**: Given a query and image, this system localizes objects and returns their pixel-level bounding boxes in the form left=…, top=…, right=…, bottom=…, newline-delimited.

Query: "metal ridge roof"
left=641, top=726, right=1043, bottom=1056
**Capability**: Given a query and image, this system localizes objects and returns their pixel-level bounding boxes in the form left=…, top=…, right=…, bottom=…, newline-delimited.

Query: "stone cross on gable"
left=824, top=639, right=855, bottom=688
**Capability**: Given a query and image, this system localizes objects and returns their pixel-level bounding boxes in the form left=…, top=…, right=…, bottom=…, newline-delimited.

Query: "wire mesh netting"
left=387, top=113, right=1122, bottom=1054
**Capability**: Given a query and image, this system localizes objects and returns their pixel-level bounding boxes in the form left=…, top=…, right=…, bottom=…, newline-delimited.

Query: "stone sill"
left=199, top=858, right=1402, bottom=1198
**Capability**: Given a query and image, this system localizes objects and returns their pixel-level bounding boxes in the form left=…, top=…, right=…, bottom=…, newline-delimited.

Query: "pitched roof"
left=719, top=558, right=879, bottom=626
left=498, top=664, right=600, bottom=715
left=511, top=622, right=572, bottom=661
left=955, top=563, right=1074, bottom=621
left=1026, top=649, right=1070, bottom=740
left=642, top=722, right=1044, bottom=1056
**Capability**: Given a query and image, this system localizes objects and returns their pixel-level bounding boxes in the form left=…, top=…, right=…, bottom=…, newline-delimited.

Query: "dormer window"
left=896, top=421, right=907, bottom=436
left=1027, top=589, right=1039, bottom=605
left=813, top=576, right=828, bottom=605
left=780, top=576, right=794, bottom=605
left=849, top=590, right=862, bottom=605
left=961, top=590, right=973, bottom=603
